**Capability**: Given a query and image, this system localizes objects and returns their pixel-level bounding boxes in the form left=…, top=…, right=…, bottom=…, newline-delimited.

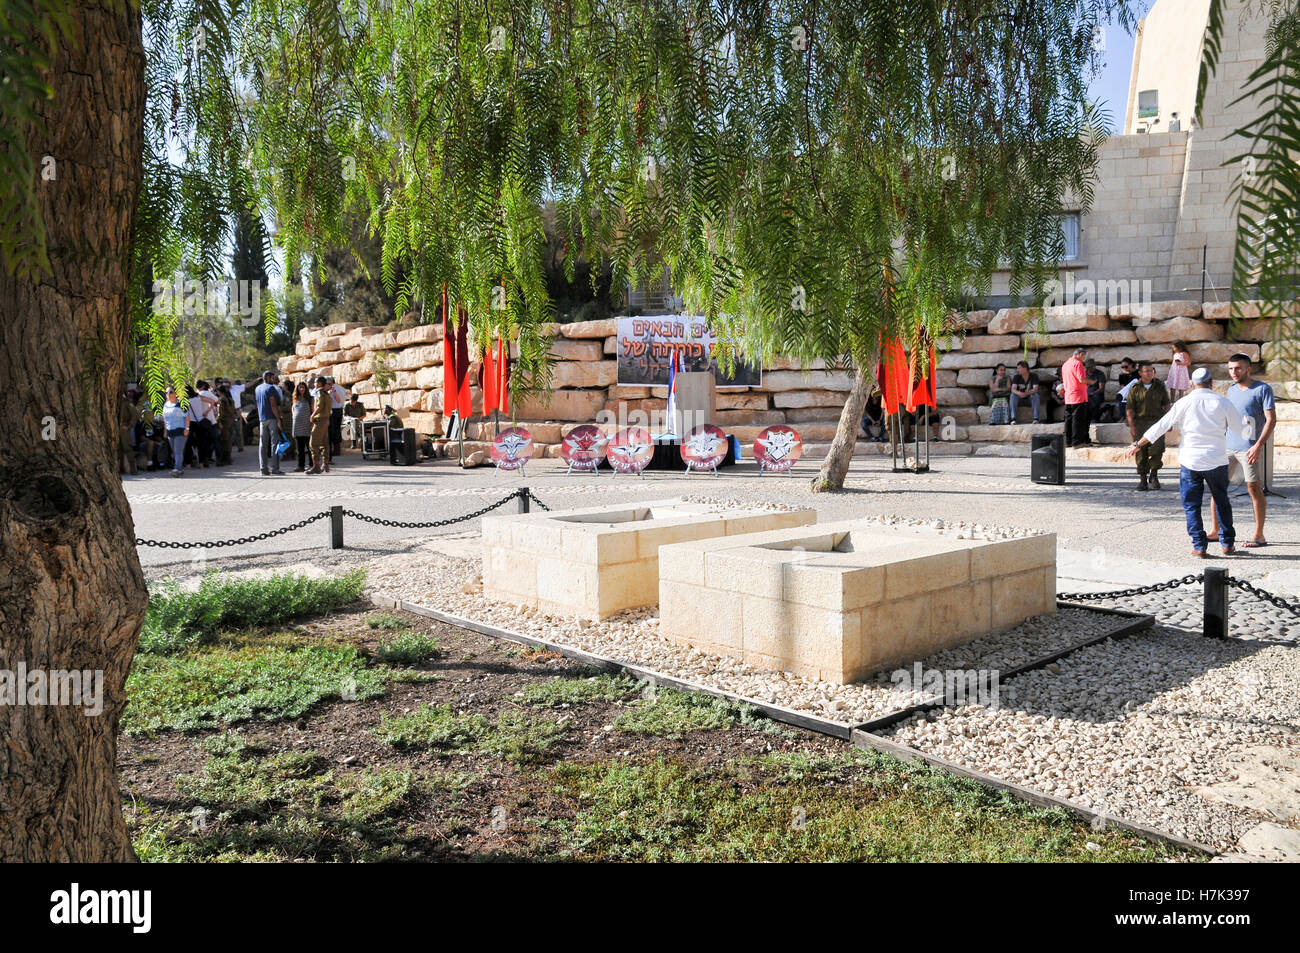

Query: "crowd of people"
left=120, top=371, right=371, bottom=477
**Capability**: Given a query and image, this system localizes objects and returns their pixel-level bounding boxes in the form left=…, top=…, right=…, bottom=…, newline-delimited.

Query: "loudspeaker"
left=1031, top=433, right=1065, bottom=485
left=390, top=427, right=419, bottom=466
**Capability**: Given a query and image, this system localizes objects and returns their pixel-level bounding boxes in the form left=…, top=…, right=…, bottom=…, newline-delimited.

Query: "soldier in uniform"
left=307, top=376, right=333, bottom=473
left=215, top=384, right=236, bottom=465
left=1125, top=361, right=1171, bottom=490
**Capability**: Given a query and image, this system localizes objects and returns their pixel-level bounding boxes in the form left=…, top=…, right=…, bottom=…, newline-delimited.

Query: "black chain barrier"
left=1062, top=574, right=1204, bottom=602
left=135, top=511, right=331, bottom=549
left=342, top=491, right=518, bottom=529
left=1227, top=577, right=1300, bottom=618
left=526, top=489, right=552, bottom=511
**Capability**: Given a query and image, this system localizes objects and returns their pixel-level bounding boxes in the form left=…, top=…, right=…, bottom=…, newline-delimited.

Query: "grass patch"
left=539, top=756, right=1194, bottom=862
left=375, top=704, right=568, bottom=764
left=365, top=613, right=409, bottom=631
left=123, top=636, right=385, bottom=734
left=520, top=673, right=640, bottom=708
left=141, top=570, right=366, bottom=655
left=612, top=687, right=772, bottom=738
left=375, top=631, right=440, bottom=665
left=130, top=737, right=424, bottom=862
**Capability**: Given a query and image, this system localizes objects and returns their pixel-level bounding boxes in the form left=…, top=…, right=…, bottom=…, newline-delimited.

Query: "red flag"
left=441, top=287, right=456, bottom=417
left=908, top=346, right=937, bottom=411
left=454, top=306, right=472, bottom=419
left=494, top=338, right=510, bottom=415
left=482, top=339, right=498, bottom=415
left=876, top=337, right=911, bottom=415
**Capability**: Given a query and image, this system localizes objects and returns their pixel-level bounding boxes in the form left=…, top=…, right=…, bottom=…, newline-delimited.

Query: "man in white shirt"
left=1124, top=367, right=1247, bottom=557
left=329, top=376, right=347, bottom=456
left=227, top=378, right=245, bottom=451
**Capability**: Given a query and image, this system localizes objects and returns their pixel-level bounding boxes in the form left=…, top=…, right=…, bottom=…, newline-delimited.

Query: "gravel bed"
left=1079, top=587, right=1300, bottom=645
left=884, top=628, right=1300, bottom=851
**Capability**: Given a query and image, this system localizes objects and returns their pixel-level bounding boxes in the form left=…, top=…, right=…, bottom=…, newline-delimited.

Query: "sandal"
left=1241, top=540, right=1268, bottom=548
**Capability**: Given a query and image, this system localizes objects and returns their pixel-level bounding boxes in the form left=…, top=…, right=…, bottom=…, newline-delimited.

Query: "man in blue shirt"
left=254, top=370, right=286, bottom=476
left=1209, top=354, right=1276, bottom=547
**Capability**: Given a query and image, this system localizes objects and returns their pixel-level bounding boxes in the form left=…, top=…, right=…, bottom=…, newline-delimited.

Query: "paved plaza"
left=126, top=447, right=1300, bottom=604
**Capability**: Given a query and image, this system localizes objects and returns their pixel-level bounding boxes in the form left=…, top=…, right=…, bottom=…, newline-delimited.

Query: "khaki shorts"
left=1227, top=449, right=1260, bottom=485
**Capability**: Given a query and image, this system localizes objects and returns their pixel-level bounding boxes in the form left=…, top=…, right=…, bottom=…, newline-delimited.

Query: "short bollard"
left=330, top=505, right=344, bottom=550
left=1203, top=567, right=1228, bottom=639
left=516, top=486, right=530, bottom=513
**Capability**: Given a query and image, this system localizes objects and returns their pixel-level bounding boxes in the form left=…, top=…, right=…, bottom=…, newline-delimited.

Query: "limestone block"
left=394, top=324, right=442, bottom=346
left=295, top=342, right=314, bottom=357
left=608, top=385, right=653, bottom=400
left=333, top=362, right=362, bottom=386
left=1040, top=344, right=1169, bottom=366
left=298, top=326, right=321, bottom=345
left=1229, top=318, right=1281, bottom=342
left=966, top=423, right=1062, bottom=442
left=936, top=370, right=959, bottom=388
left=715, top=391, right=769, bottom=411
left=1136, top=317, right=1225, bottom=344
left=1202, top=300, right=1264, bottom=321
left=957, top=367, right=1013, bottom=387
left=552, top=361, right=618, bottom=388
left=1190, top=342, right=1260, bottom=364
left=340, top=326, right=387, bottom=349
left=991, top=568, right=1056, bottom=628
left=1110, top=300, right=1200, bottom=323
left=1023, top=329, right=1138, bottom=349
left=929, top=580, right=993, bottom=643
left=882, top=547, right=971, bottom=600
left=560, top=319, right=617, bottom=339
left=765, top=356, right=828, bottom=371
left=772, top=389, right=847, bottom=409
left=596, top=560, right=662, bottom=616
left=714, top=409, right=785, bottom=427
left=405, top=411, right=443, bottom=435
left=784, top=407, right=843, bottom=423
left=958, top=334, right=1021, bottom=353
left=936, top=387, right=985, bottom=407
left=390, top=345, right=444, bottom=372
left=968, top=533, right=1056, bottom=582
left=940, top=351, right=1034, bottom=369
left=604, top=336, right=617, bottom=355
left=959, top=310, right=995, bottom=330
left=758, top=370, right=856, bottom=392
left=516, top=389, right=609, bottom=422
left=944, top=407, right=979, bottom=426
left=315, top=350, right=345, bottom=366
left=1042, top=305, right=1110, bottom=332
left=550, top=338, right=604, bottom=362
left=987, top=308, right=1043, bottom=335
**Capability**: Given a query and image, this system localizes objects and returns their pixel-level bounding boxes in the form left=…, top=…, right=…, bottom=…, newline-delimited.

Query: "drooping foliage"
left=8, top=0, right=1137, bottom=406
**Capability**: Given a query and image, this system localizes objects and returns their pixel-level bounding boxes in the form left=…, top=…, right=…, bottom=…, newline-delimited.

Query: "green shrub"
left=364, top=613, right=408, bottom=631
left=613, top=687, right=769, bottom=739
left=521, top=673, right=639, bottom=707
left=141, top=570, right=366, bottom=654
left=375, top=704, right=567, bottom=764
left=376, top=632, right=440, bottom=665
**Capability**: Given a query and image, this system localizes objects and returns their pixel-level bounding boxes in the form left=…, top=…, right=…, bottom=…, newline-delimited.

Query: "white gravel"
left=885, top=629, right=1300, bottom=851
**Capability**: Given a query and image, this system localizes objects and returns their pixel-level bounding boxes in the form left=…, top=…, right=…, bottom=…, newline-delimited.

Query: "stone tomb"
left=658, top=520, right=1056, bottom=684
left=481, top=499, right=815, bottom=620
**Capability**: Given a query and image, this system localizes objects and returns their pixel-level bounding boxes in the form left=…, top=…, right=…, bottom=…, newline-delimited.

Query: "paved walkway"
left=126, top=446, right=1300, bottom=600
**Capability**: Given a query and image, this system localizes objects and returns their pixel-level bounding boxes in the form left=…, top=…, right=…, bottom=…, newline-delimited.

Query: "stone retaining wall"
left=277, top=301, right=1300, bottom=466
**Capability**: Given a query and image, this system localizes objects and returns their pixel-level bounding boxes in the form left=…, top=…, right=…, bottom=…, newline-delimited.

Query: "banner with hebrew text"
left=616, top=316, right=761, bottom=387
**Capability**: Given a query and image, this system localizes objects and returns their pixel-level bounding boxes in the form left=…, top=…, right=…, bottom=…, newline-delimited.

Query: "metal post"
left=330, top=505, right=344, bottom=549
left=1204, top=567, right=1229, bottom=639
left=517, top=486, right=530, bottom=513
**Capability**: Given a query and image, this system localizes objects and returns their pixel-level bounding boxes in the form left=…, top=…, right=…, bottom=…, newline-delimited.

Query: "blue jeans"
left=1180, top=464, right=1234, bottom=550
left=1009, top=390, right=1040, bottom=421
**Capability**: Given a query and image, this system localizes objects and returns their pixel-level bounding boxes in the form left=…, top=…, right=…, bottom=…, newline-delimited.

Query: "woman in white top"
left=161, top=386, right=190, bottom=476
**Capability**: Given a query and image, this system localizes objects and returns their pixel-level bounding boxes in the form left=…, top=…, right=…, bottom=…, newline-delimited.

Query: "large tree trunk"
left=811, top=364, right=872, bottom=492
left=0, top=0, right=146, bottom=861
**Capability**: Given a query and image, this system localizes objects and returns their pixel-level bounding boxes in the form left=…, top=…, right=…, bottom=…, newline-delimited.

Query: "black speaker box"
left=1031, top=433, right=1065, bottom=485
left=390, top=427, right=419, bottom=466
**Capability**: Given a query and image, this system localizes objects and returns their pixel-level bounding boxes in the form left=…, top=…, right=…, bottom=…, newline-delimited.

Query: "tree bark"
left=0, top=0, right=146, bottom=861
left=811, top=364, right=872, bottom=492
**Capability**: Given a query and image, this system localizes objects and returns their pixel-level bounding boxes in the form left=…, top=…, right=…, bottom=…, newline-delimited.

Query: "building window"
left=1060, top=213, right=1080, bottom=261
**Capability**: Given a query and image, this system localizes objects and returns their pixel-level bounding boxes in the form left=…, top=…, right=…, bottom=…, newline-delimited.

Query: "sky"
left=1089, top=2, right=1152, bottom=132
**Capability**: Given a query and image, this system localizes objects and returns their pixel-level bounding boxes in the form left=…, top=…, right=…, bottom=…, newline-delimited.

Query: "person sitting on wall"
left=1009, top=361, right=1040, bottom=424
left=861, top=390, right=887, bottom=442
left=343, top=392, right=367, bottom=449
left=988, top=363, right=1012, bottom=425
left=1085, top=359, right=1109, bottom=420
left=1045, top=368, right=1067, bottom=423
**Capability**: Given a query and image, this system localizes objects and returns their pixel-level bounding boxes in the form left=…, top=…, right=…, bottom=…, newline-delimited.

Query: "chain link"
left=1063, top=573, right=1204, bottom=602
left=527, top=489, right=552, bottom=511
left=1227, top=577, right=1300, bottom=617
left=135, top=511, right=331, bottom=549
left=342, top=491, right=518, bottom=529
